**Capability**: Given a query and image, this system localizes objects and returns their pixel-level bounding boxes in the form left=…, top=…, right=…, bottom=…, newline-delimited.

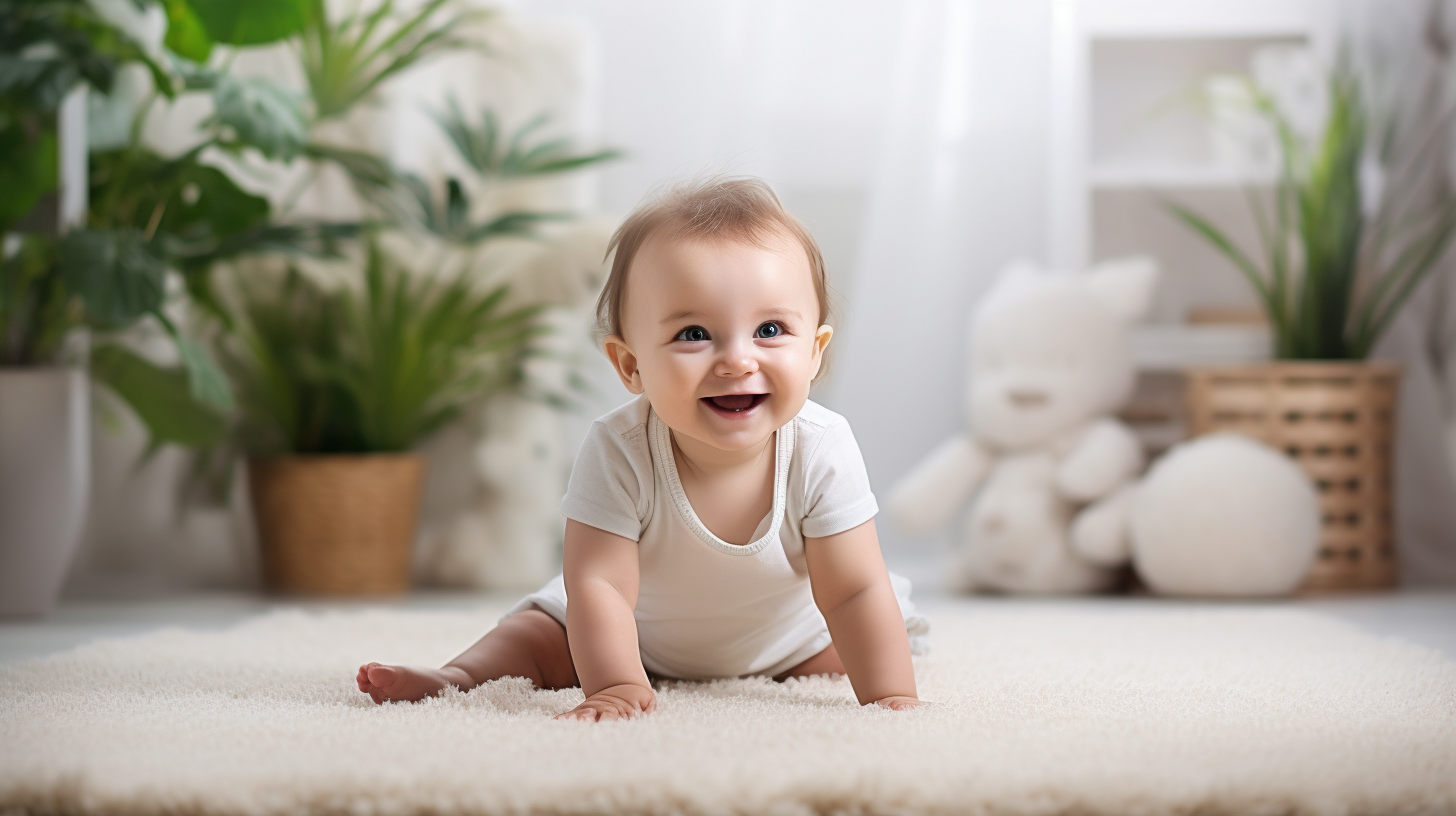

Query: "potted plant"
left=4, top=0, right=614, bottom=602
left=216, top=245, right=540, bottom=595
left=1171, top=64, right=1456, bottom=591
left=189, top=0, right=619, bottom=594
left=0, top=0, right=240, bottom=616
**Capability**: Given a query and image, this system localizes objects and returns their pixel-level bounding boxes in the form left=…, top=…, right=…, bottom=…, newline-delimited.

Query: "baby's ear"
left=603, top=335, right=644, bottom=394
left=1086, top=256, right=1159, bottom=322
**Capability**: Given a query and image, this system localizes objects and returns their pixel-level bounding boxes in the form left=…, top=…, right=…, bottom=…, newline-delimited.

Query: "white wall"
left=509, top=0, right=903, bottom=312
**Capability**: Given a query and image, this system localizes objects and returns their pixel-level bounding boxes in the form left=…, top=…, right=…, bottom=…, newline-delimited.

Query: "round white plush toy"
left=1129, top=433, right=1320, bottom=597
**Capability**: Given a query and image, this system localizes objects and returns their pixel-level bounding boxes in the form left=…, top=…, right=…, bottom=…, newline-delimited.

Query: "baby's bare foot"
left=356, top=662, right=471, bottom=705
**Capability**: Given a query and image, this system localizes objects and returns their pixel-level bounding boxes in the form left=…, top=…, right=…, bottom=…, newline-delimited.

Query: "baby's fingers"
left=555, top=702, right=611, bottom=722
left=872, top=696, right=931, bottom=711
left=553, top=706, right=595, bottom=722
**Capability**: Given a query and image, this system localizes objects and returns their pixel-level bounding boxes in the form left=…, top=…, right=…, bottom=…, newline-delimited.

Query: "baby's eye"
left=754, top=321, right=783, bottom=339
left=675, top=325, right=710, bottom=342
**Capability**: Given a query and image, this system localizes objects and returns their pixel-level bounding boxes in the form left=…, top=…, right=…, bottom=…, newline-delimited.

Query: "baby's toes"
left=365, top=664, right=403, bottom=693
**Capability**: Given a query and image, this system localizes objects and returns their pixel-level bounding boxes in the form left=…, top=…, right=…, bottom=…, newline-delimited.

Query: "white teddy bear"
left=887, top=257, right=1158, bottom=593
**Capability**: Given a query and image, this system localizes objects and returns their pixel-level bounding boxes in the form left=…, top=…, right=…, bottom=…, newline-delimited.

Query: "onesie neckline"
left=647, top=407, right=796, bottom=557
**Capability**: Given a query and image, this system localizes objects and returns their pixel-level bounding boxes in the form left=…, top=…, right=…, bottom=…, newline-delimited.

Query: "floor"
left=3, top=587, right=1455, bottom=665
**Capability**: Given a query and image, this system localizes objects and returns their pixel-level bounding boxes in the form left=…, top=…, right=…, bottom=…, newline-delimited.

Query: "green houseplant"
left=0, top=0, right=256, bottom=616
left=223, top=245, right=542, bottom=594
left=4, top=0, right=616, bottom=601
left=190, top=3, right=619, bottom=596
left=1, top=0, right=419, bottom=614
left=1170, top=64, right=1456, bottom=591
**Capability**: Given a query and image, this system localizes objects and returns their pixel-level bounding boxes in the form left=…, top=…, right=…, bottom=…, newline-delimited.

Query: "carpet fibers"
left=2, top=603, right=1454, bottom=816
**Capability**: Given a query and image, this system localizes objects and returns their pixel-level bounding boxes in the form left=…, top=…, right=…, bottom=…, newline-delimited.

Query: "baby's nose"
left=714, top=345, right=759, bottom=377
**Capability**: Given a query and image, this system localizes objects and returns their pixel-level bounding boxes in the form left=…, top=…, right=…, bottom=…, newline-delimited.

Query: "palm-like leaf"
left=297, top=0, right=484, bottom=121
left=219, top=243, right=541, bottom=454
left=1170, top=68, right=1456, bottom=360
left=429, top=97, right=621, bottom=178
left=390, top=172, right=571, bottom=245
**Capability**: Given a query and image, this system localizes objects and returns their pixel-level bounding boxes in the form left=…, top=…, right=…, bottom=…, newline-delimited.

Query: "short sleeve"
left=800, top=418, right=879, bottom=538
left=559, top=421, right=650, bottom=542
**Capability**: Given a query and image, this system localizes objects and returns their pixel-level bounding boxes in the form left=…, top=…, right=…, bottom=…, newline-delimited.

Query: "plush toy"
left=1119, top=432, right=1321, bottom=597
left=887, top=257, right=1158, bottom=593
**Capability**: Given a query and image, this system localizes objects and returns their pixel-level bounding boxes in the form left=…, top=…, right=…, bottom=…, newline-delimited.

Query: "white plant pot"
left=0, top=367, right=90, bottom=617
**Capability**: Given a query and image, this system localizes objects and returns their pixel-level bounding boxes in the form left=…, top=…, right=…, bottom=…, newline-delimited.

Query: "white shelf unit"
left=1049, top=1, right=1335, bottom=452
left=1049, top=0, right=1333, bottom=338
left=1087, top=163, right=1275, bottom=191
left=1129, top=324, right=1272, bottom=372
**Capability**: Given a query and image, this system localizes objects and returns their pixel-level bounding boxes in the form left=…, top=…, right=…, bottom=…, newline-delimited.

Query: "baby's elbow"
left=813, top=577, right=881, bottom=620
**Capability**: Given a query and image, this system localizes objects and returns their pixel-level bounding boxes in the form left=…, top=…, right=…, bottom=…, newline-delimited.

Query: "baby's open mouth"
left=702, top=393, right=769, bottom=415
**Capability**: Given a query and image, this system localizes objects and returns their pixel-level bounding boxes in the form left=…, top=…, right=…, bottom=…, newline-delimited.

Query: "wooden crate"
left=1183, top=362, right=1401, bottom=592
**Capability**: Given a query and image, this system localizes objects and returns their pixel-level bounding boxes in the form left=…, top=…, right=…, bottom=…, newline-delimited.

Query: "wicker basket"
left=1183, top=362, right=1401, bottom=592
left=247, top=454, right=426, bottom=595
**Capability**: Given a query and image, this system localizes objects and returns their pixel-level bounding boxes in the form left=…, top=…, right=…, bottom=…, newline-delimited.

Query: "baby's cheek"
left=643, top=356, right=711, bottom=410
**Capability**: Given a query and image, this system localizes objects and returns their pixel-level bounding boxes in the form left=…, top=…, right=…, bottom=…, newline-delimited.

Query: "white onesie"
left=502, top=394, right=929, bottom=680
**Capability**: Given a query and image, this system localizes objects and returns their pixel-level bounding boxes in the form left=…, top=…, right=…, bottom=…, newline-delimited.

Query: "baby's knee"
left=498, top=608, right=577, bottom=689
left=499, top=608, right=562, bottom=646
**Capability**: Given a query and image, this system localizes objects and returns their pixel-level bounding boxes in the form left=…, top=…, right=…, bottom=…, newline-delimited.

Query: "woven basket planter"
left=1183, top=362, right=1401, bottom=592
left=248, top=454, right=426, bottom=596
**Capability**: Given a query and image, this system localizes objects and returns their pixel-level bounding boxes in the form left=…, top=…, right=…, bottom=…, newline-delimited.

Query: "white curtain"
left=822, top=0, right=1055, bottom=584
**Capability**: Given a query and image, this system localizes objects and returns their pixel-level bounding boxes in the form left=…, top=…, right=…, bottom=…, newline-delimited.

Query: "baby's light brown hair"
left=596, top=177, right=833, bottom=377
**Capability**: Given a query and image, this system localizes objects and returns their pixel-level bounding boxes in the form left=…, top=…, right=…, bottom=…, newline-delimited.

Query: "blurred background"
left=5, top=0, right=1456, bottom=612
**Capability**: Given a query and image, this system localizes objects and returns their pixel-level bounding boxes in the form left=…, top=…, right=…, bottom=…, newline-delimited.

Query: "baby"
left=357, top=177, right=929, bottom=720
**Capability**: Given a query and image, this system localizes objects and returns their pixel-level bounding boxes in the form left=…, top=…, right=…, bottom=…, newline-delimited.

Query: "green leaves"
left=1, top=2, right=120, bottom=110
left=3, top=0, right=615, bottom=471
left=88, top=147, right=275, bottom=271
left=1170, top=66, right=1456, bottom=360
left=0, top=126, right=57, bottom=232
left=91, top=343, right=228, bottom=449
left=162, top=0, right=213, bottom=62
left=299, top=0, right=479, bottom=121
left=392, top=173, right=570, bottom=245
left=58, top=229, right=166, bottom=329
left=185, top=0, right=310, bottom=48
left=220, top=244, right=540, bottom=454
left=430, top=99, right=622, bottom=178
left=210, top=74, right=307, bottom=159
left=367, top=101, right=617, bottom=245
left=161, top=161, right=271, bottom=238
left=1, top=234, right=78, bottom=366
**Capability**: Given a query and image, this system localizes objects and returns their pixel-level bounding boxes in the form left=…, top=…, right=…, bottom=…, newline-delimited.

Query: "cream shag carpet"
left=2, top=603, right=1455, bottom=816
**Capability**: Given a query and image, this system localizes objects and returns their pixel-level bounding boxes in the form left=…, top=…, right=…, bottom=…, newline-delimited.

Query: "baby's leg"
left=773, top=642, right=845, bottom=681
left=357, top=607, right=578, bottom=704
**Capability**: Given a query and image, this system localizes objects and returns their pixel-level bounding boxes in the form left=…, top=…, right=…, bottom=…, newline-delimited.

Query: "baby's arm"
left=555, top=519, right=657, bottom=722
left=804, top=519, right=925, bottom=710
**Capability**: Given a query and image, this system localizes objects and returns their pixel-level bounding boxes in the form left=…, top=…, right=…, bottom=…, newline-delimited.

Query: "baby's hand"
left=555, top=683, right=657, bottom=722
left=871, top=695, right=929, bottom=711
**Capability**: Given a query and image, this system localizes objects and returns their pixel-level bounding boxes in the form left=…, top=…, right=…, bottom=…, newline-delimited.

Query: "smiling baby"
left=358, top=176, right=929, bottom=720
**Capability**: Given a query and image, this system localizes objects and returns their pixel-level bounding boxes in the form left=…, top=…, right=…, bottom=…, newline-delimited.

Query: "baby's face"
left=606, top=230, right=831, bottom=453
